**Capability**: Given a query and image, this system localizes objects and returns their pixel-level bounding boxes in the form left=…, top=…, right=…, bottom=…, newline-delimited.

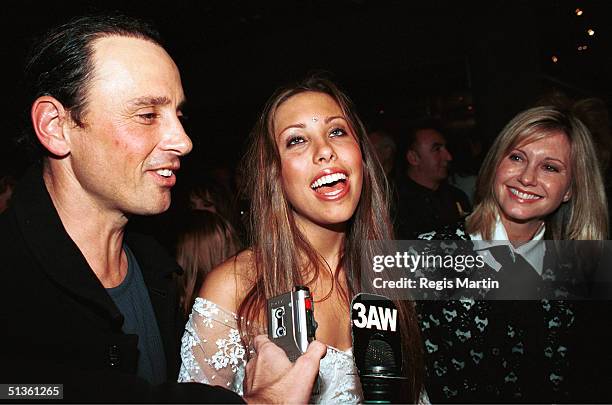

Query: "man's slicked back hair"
left=21, top=13, right=163, bottom=156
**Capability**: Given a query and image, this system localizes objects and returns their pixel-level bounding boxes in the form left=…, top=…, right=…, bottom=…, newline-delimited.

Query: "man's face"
left=66, top=36, right=192, bottom=216
left=411, top=129, right=452, bottom=183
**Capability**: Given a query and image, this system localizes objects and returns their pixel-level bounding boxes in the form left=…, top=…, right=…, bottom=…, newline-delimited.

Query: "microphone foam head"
left=364, top=336, right=398, bottom=375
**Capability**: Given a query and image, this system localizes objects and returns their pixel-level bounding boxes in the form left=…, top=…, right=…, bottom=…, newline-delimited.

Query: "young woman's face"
left=493, top=131, right=572, bottom=226
left=274, top=91, right=363, bottom=229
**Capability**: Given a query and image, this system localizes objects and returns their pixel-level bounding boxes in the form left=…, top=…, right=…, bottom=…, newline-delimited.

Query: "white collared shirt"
left=469, top=217, right=546, bottom=275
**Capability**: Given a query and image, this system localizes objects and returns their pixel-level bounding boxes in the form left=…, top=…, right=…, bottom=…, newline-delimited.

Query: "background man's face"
left=412, top=129, right=452, bottom=182
left=66, top=36, right=192, bottom=216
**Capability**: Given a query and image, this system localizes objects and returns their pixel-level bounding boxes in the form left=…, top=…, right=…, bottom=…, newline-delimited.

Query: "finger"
left=291, top=352, right=322, bottom=399
left=253, top=335, right=288, bottom=359
left=245, top=355, right=255, bottom=375
left=305, top=340, right=327, bottom=360
left=244, top=358, right=255, bottom=391
left=252, top=334, right=270, bottom=350
left=294, top=342, right=326, bottom=377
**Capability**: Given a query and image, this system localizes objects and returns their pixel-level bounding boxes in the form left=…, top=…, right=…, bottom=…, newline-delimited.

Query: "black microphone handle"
left=350, top=293, right=406, bottom=404
left=360, top=375, right=410, bottom=404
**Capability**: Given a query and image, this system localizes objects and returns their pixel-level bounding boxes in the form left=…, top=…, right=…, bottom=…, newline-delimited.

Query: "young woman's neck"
left=296, top=217, right=346, bottom=273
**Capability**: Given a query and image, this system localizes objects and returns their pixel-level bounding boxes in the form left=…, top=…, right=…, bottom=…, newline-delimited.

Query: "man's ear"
left=406, top=149, right=420, bottom=166
left=31, top=96, right=71, bottom=157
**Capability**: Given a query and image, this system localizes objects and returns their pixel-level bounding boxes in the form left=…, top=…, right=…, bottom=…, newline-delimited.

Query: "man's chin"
left=435, top=172, right=448, bottom=182
left=128, top=199, right=172, bottom=216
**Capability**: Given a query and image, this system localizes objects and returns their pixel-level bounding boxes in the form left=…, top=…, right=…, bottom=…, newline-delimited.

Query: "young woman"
left=179, top=76, right=425, bottom=403
left=417, top=106, right=609, bottom=403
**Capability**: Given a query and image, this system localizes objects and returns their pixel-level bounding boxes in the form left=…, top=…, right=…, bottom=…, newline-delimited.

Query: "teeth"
left=310, top=173, right=347, bottom=189
left=156, top=169, right=173, bottom=177
left=509, top=187, right=540, bottom=200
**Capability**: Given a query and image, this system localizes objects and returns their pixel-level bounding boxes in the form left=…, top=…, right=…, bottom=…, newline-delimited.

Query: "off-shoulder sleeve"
left=178, top=297, right=247, bottom=395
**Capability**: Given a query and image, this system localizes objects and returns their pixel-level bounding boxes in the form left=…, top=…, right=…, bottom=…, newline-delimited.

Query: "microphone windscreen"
left=350, top=293, right=402, bottom=376
left=364, top=337, right=397, bottom=372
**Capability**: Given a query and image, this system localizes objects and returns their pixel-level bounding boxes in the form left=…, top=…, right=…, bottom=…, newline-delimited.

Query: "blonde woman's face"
left=274, top=91, right=363, bottom=229
left=493, top=131, right=572, bottom=225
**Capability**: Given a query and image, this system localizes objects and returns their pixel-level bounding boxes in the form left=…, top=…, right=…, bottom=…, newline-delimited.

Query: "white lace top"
left=178, top=297, right=363, bottom=403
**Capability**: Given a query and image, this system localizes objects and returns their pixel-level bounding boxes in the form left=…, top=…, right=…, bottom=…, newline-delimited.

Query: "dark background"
left=2, top=0, right=611, bottom=181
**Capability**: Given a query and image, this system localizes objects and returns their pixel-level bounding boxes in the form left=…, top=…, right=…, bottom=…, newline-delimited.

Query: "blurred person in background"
left=175, top=210, right=242, bottom=318
left=396, top=122, right=470, bottom=239
left=0, top=171, right=16, bottom=213
left=367, top=129, right=397, bottom=179
left=185, top=175, right=245, bottom=240
left=448, top=131, right=482, bottom=204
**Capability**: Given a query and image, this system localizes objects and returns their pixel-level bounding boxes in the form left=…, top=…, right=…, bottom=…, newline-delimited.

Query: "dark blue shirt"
left=107, top=245, right=167, bottom=385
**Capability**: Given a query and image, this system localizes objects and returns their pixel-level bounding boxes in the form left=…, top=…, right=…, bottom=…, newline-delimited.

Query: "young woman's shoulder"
left=197, top=248, right=257, bottom=313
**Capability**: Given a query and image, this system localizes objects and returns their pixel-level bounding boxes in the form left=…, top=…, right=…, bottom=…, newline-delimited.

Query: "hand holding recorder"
left=242, top=286, right=325, bottom=404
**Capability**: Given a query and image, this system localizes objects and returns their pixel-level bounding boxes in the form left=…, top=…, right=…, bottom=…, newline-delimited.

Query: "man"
left=396, top=124, right=471, bottom=239
left=367, top=130, right=397, bottom=178
left=0, top=14, right=324, bottom=403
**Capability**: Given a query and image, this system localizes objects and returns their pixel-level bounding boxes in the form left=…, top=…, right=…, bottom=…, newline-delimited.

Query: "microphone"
left=351, top=293, right=408, bottom=404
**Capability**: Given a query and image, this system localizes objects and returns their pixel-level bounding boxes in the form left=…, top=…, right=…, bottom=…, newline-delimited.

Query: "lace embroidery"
left=180, top=298, right=429, bottom=403
left=207, top=329, right=246, bottom=372
left=178, top=298, right=246, bottom=392
left=194, top=298, right=220, bottom=328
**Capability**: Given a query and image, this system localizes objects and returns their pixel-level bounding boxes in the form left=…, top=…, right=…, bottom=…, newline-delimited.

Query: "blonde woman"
left=417, top=106, right=608, bottom=403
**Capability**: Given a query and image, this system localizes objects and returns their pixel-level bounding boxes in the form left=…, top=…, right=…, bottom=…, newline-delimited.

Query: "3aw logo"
left=352, top=302, right=398, bottom=332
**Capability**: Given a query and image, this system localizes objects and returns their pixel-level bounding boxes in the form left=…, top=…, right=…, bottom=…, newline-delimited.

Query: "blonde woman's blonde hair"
left=467, top=106, right=608, bottom=240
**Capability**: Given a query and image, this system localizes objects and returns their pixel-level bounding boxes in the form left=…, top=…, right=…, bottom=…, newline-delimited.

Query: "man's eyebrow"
left=127, top=96, right=170, bottom=107
left=127, top=96, right=187, bottom=110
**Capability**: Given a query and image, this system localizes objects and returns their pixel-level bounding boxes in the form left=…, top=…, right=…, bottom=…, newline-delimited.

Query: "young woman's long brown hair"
left=237, top=75, right=424, bottom=402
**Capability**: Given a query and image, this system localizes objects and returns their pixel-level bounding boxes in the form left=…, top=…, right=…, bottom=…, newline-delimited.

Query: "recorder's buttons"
left=306, top=311, right=318, bottom=337
left=305, top=297, right=313, bottom=310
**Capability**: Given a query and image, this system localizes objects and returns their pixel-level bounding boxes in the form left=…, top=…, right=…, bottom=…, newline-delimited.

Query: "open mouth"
left=310, top=172, right=348, bottom=196
left=508, top=186, right=542, bottom=201
left=156, top=169, right=173, bottom=178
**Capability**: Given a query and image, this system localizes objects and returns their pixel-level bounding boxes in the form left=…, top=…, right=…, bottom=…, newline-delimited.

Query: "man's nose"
left=442, top=147, right=452, bottom=161
left=163, top=116, right=192, bottom=156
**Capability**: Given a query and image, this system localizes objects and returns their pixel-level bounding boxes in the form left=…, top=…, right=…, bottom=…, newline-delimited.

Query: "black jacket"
left=416, top=221, right=612, bottom=403
left=395, top=178, right=471, bottom=239
left=0, top=165, right=243, bottom=403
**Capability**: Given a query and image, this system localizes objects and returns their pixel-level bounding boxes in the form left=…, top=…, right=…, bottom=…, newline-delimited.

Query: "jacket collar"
left=12, top=164, right=123, bottom=326
left=12, top=164, right=181, bottom=330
